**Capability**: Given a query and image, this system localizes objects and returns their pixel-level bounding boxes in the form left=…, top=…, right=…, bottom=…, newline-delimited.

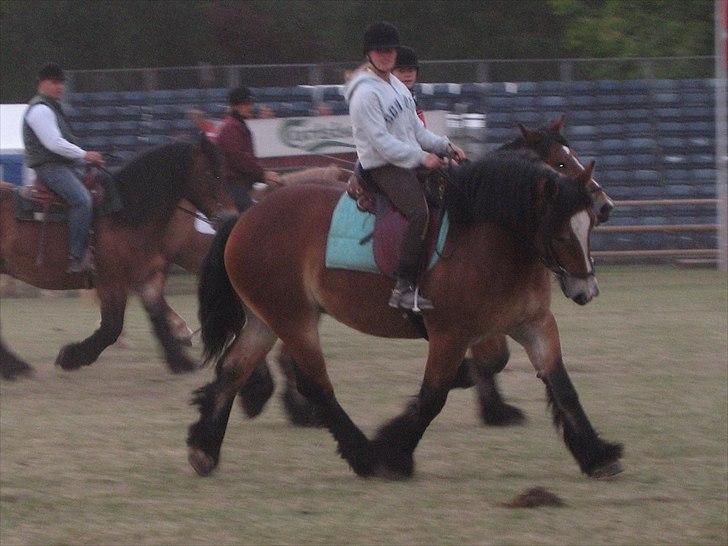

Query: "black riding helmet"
left=363, top=21, right=400, bottom=53
left=394, top=46, right=419, bottom=71
left=38, top=63, right=65, bottom=82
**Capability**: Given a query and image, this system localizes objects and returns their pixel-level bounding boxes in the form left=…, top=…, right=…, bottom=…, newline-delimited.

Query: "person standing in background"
left=216, top=86, right=280, bottom=212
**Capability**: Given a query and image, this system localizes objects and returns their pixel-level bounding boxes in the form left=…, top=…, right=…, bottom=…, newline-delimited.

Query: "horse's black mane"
left=112, top=141, right=195, bottom=226
left=498, top=124, right=570, bottom=157
left=443, top=150, right=590, bottom=235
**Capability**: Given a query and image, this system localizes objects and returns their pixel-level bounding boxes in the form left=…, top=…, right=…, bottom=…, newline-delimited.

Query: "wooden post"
left=716, top=0, right=728, bottom=271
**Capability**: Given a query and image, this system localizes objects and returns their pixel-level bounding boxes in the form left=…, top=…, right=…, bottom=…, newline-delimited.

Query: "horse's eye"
left=558, top=163, right=565, bottom=169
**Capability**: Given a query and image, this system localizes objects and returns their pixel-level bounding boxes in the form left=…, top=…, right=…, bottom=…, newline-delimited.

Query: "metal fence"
left=66, top=56, right=716, bottom=93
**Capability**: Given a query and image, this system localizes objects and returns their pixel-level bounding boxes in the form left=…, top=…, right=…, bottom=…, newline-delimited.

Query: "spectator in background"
left=23, top=63, right=105, bottom=274
left=392, top=46, right=426, bottom=126
left=256, top=104, right=276, bottom=119
left=216, top=86, right=280, bottom=212
left=188, top=109, right=219, bottom=141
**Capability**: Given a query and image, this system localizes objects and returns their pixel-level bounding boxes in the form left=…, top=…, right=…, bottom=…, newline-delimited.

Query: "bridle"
left=540, top=234, right=596, bottom=280
left=177, top=141, right=228, bottom=227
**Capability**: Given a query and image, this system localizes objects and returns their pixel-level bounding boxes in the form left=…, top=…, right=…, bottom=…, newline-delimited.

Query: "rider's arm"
left=411, top=112, right=450, bottom=156
left=350, top=92, right=428, bottom=169
left=25, top=104, right=86, bottom=160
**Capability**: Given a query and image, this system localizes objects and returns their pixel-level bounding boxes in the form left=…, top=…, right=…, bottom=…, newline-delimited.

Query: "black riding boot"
left=389, top=278, right=433, bottom=312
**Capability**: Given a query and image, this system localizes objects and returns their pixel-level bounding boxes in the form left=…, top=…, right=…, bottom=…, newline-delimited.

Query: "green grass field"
left=1, top=266, right=726, bottom=545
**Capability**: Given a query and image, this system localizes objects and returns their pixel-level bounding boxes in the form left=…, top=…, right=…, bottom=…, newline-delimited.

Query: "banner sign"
left=248, top=111, right=448, bottom=158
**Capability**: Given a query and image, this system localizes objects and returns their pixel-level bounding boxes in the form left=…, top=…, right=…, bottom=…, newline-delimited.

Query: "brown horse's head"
left=515, top=116, right=614, bottom=224
left=535, top=161, right=600, bottom=305
left=185, top=133, right=236, bottom=221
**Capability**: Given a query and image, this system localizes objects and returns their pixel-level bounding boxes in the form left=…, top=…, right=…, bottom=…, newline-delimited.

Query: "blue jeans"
left=34, top=163, right=92, bottom=260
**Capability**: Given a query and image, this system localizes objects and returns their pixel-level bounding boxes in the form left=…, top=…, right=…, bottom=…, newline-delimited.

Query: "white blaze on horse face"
left=569, top=210, right=592, bottom=274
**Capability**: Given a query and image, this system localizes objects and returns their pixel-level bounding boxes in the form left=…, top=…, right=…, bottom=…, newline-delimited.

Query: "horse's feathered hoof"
left=55, top=343, right=95, bottom=370
left=588, top=460, right=623, bottom=479
left=0, top=357, right=34, bottom=380
left=481, top=402, right=527, bottom=427
left=370, top=440, right=415, bottom=480
left=188, top=447, right=217, bottom=477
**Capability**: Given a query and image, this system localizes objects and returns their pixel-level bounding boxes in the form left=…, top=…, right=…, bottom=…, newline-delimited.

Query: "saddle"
left=345, top=165, right=446, bottom=278
left=15, top=169, right=121, bottom=223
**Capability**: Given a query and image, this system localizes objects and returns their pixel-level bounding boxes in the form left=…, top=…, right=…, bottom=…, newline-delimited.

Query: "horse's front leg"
left=55, top=286, right=127, bottom=370
left=469, top=336, right=526, bottom=426
left=138, top=270, right=196, bottom=373
left=162, top=300, right=194, bottom=347
left=512, top=313, right=623, bottom=478
left=371, top=336, right=468, bottom=478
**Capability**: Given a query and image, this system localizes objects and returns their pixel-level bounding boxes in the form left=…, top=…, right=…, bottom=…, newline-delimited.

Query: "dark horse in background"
left=188, top=149, right=623, bottom=480
left=0, top=134, right=233, bottom=379
left=224, top=117, right=617, bottom=429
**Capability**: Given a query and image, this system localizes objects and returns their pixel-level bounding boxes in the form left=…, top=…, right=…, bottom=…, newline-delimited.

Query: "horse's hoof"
left=188, top=447, right=217, bottom=477
left=372, top=462, right=414, bottom=481
left=589, top=460, right=623, bottom=479
left=370, top=441, right=415, bottom=480
left=0, top=360, right=34, bottom=380
left=55, top=344, right=92, bottom=370
left=481, top=402, right=527, bottom=427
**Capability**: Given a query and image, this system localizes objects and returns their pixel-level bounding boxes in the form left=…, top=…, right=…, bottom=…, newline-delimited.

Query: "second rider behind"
left=345, top=21, right=466, bottom=312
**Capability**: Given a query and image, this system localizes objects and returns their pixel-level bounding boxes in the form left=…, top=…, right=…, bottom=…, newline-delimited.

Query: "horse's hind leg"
left=187, top=312, right=277, bottom=477
left=237, top=358, right=275, bottom=418
left=278, top=324, right=376, bottom=476
left=372, top=337, right=468, bottom=478
left=138, top=271, right=196, bottom=373
left=278, top=344, right=325, bottom=427
left=55, top=286, right=127, bottom=370
left=470, top=336, right=526, bottom=426
left=279, top=348, right=471, bottom=429
left=513, top=313, right=623, bottom=478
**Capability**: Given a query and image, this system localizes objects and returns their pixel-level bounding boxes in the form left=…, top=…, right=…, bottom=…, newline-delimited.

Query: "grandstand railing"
left=65, top=56, right=716, bottom=92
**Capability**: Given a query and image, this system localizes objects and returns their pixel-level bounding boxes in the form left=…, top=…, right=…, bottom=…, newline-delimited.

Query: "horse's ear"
left=549, top=115, right=565, bottom=133
left=576, top=160, right=595, bottom=186
left=518, top=123, right=540, bottom=145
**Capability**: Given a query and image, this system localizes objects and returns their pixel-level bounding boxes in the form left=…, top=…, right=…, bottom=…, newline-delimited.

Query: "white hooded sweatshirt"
left=344, top=69, right=450, bottom=170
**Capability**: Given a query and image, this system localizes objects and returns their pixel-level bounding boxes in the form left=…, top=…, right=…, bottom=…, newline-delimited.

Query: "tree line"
left=0, top=0, right=715, bottom=103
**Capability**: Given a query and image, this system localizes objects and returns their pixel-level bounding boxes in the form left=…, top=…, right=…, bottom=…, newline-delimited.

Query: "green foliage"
left=0, top=0, right=716, bottom=102
left=547, top=0, right=714, bottom=77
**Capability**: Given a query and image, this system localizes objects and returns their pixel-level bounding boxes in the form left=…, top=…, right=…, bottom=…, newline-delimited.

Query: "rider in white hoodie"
left=345, top=21, right=466, bottom=312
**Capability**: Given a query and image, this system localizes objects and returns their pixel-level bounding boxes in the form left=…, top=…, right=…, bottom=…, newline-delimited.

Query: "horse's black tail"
left=198, top=212, right=245, bottom=365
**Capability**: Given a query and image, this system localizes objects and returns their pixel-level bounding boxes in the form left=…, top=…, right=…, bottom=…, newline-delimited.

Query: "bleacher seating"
left=65, top=77, right=718, bottom=258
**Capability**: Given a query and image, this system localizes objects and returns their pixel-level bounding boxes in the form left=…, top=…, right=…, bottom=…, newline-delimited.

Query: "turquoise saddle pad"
left=325, top=193, right=449, bottom=274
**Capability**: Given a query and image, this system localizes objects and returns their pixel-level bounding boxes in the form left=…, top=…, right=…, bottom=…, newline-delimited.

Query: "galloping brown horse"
left=0, top=134, right=233, bottom=379
left=188, top=150, right=623, bottom=480
left=226, top=118, right=617, bottom=428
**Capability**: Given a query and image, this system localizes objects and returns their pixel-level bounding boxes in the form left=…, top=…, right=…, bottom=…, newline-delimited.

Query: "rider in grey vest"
left=22, top=63, right=105, bottom=274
